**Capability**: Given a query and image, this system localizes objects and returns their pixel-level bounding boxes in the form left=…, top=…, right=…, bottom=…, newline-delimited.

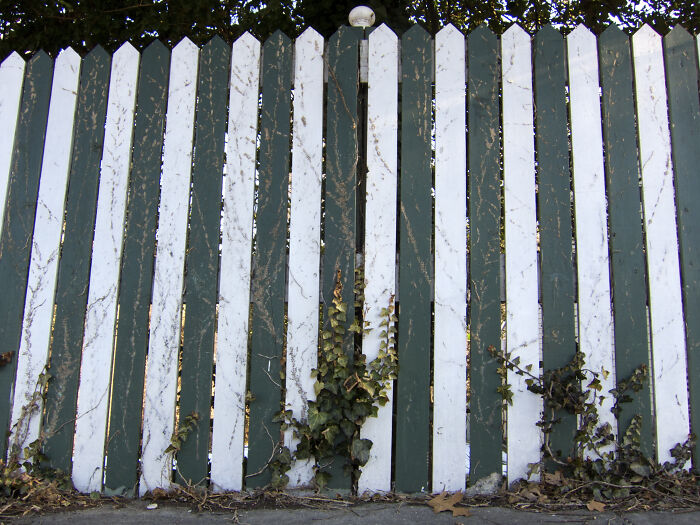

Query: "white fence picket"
left=0, top=52, right=25, bottom=235
left=210, top=32, right=260, bottom=492
left=9, top=48, right=80, bottom=457
left=283, top=27, right=324, bottom=489
left=433, top=24, right=468, bottom=492
left=73, top=43, right=139, bottom=492
left=140, top=38, right=199, bottom=495
left=567, top=26, right=617, bottom=447
left=502, top=25, right=541, bottom=483
left=632, top=24, right=690, bottom=463
left=358, top=23, right=398, bottom=494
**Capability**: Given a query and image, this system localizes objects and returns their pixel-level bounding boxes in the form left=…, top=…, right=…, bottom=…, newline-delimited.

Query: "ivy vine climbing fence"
left=0, top=21, right=699, bottom=497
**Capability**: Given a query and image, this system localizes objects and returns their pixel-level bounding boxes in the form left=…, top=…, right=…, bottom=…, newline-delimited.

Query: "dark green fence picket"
left=104, top=40, right=169, bottom=495
left=246, top=31, right=293, bottom=488
left=42, top=47, right=110, bottom=472
left=467, top=25, right=502, bottom=481
left=0, top=51, right=53, bottom=458
left=395, top=24, right=432, bottom=493
left=177, top=36, right=230, bottom=487
left=664, top=27, right=700, bottom=464
left=533, top=25, right=577, bottom=464
left=598, top=26, right=653, bottom=456
left=321, top=25, right=362, bottom=489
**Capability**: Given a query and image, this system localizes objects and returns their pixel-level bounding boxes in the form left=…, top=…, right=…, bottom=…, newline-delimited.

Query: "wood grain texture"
left=358, top=23, right=398, bottom=494
left=177, top=35, right=229, bottom=487
left=394, top=24, right=432, bottom=494
left=42, top=48, right=109, bottom=472
left=246, top=31, right=292, bottom=489
left=72, top=42, right=139, bottom=492
left=0, top=52, right=52, bottom=458
left=284, top=27, right=324, bottom=488
left=210, top=32, right=260, bottom=492
left=567, top=26, right=617, bottom=447
left=663, top=26, right=700, bottom=466
left=9, top=48, right=79, bottom=460
left=467, top=24, right=503, bottom=482
left=139, top=38, right=199, bottom=495
left=105, top=40, right=170, bottom=495
left=502, top=25, right=541, bottom=484
left=598, top=26, right=653, bottom=456
left=433, top=24, right=467, bottom=491
left=632, top=24, right=690, bottom=463
left=533, top=26, right=577, bottom=464
left=321, top=25, right=362, bottom=489
left=0, top=52, right=25, bottom=234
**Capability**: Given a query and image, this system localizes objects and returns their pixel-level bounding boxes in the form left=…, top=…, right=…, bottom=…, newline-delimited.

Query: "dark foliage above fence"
left=1, top=0, right=698, bottom=58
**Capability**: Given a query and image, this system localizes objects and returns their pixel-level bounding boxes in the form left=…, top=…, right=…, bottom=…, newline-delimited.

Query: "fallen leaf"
left=544, top=470, right=563, bottom=486
left=0, top=351, right=14, bottom=367
left=452, top=507, right=472, bottom=517
left=587, top=500, right=606, bottom=512
left=427, top=491, right=470, bottom=517
left=146, top=503, right=158, bottom=510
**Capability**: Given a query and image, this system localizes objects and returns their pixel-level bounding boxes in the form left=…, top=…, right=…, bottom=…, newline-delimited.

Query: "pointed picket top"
left=666, top=25, right=693, bottom=46
left=600, top=23, right=628, bottom=47
left=141, top=39, right=170, bottom=66
left=601, top=24, right=625, bottom=38
left=503, top=23, right=530, bottom=41
left=569, top=24, right=596, bottom=45
left=634, top=23, right=661, bottom=43
left=469, top=22, right=497, bottom=43
left=403, top=23, right=430, bottom=39
left=369, top=22, right=398, bottom=44
left=536, top=24, right=561, bottom=37
left=230, top=32, right=260, bottom=94
left=534, top=24, right=563, bottom=49
left=56, top=46, right=80, bottom=67
left=113, top=40, right=139, bottom=62
left=28, top=49, right=51, bottom=67
left=329, top=24, right=363, bottom=42
left=233, top=31, right=260, bottom=50
left=0, top=51, right=26, bottom=216
left=436, top=23, right=463, bottom=41
left=567, top=24, right=598, bottom=69
left=173, top=36, right=198, bottom=55
left=435, top=24, right=464, bottom=66
left=1, top=50, right=25, bottom=69
left=144, top=39, right=168, bottom=54
left=264, top=28, right=292, bottom=48
left=297, top=26, right=324, bottom=52
left=204, top=33, right=230, bottom=53
left=85, top=44, right=109, bottom=63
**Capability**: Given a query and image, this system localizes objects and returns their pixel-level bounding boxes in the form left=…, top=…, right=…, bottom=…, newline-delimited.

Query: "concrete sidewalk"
left=12, top=502, right=700, bottom=524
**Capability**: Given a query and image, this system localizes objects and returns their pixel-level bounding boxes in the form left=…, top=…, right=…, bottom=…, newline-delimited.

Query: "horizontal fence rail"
left=0, top=23, right=699, bottom=496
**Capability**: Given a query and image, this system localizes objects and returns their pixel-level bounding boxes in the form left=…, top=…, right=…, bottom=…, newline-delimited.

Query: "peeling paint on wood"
left=42, top=48, right=109, bottom=472
left=663, top=27, right=700, bottom=465
left=633, top=24, right=690, bottom=464
left=394, top=23, right=432, bottom=494
left=284, top=27, right=324, bottom=489
left=433, top=23, right=467, bottom=492
left=105, top=39, right=170, bottom=496
left=177, top=35, right=230, bottom=488
left=210, top=32, right=260, bottom=493
left=246, top=30, right=293, bottom=489
left=139, top=38, right=199, bottom=496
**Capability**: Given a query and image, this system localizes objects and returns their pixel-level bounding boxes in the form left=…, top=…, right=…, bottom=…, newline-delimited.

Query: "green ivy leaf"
left=351, top=438, right=372, bottom=466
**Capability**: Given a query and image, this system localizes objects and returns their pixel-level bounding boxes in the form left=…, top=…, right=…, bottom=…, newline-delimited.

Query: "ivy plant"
left=271, top=270, right=398, bottom=491
left=490, top=345, right=695, bottom=500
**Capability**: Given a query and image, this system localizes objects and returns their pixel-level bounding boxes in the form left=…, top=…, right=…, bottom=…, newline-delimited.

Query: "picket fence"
left=0, top=22, right=698, bottom=497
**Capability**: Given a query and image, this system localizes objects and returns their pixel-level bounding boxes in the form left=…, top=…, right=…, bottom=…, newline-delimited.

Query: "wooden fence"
left=0, top=22, right=699, bottom=496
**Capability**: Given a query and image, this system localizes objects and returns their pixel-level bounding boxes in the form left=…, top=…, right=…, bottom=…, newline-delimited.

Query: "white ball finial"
left=349, top=6, right=375, bottom=27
